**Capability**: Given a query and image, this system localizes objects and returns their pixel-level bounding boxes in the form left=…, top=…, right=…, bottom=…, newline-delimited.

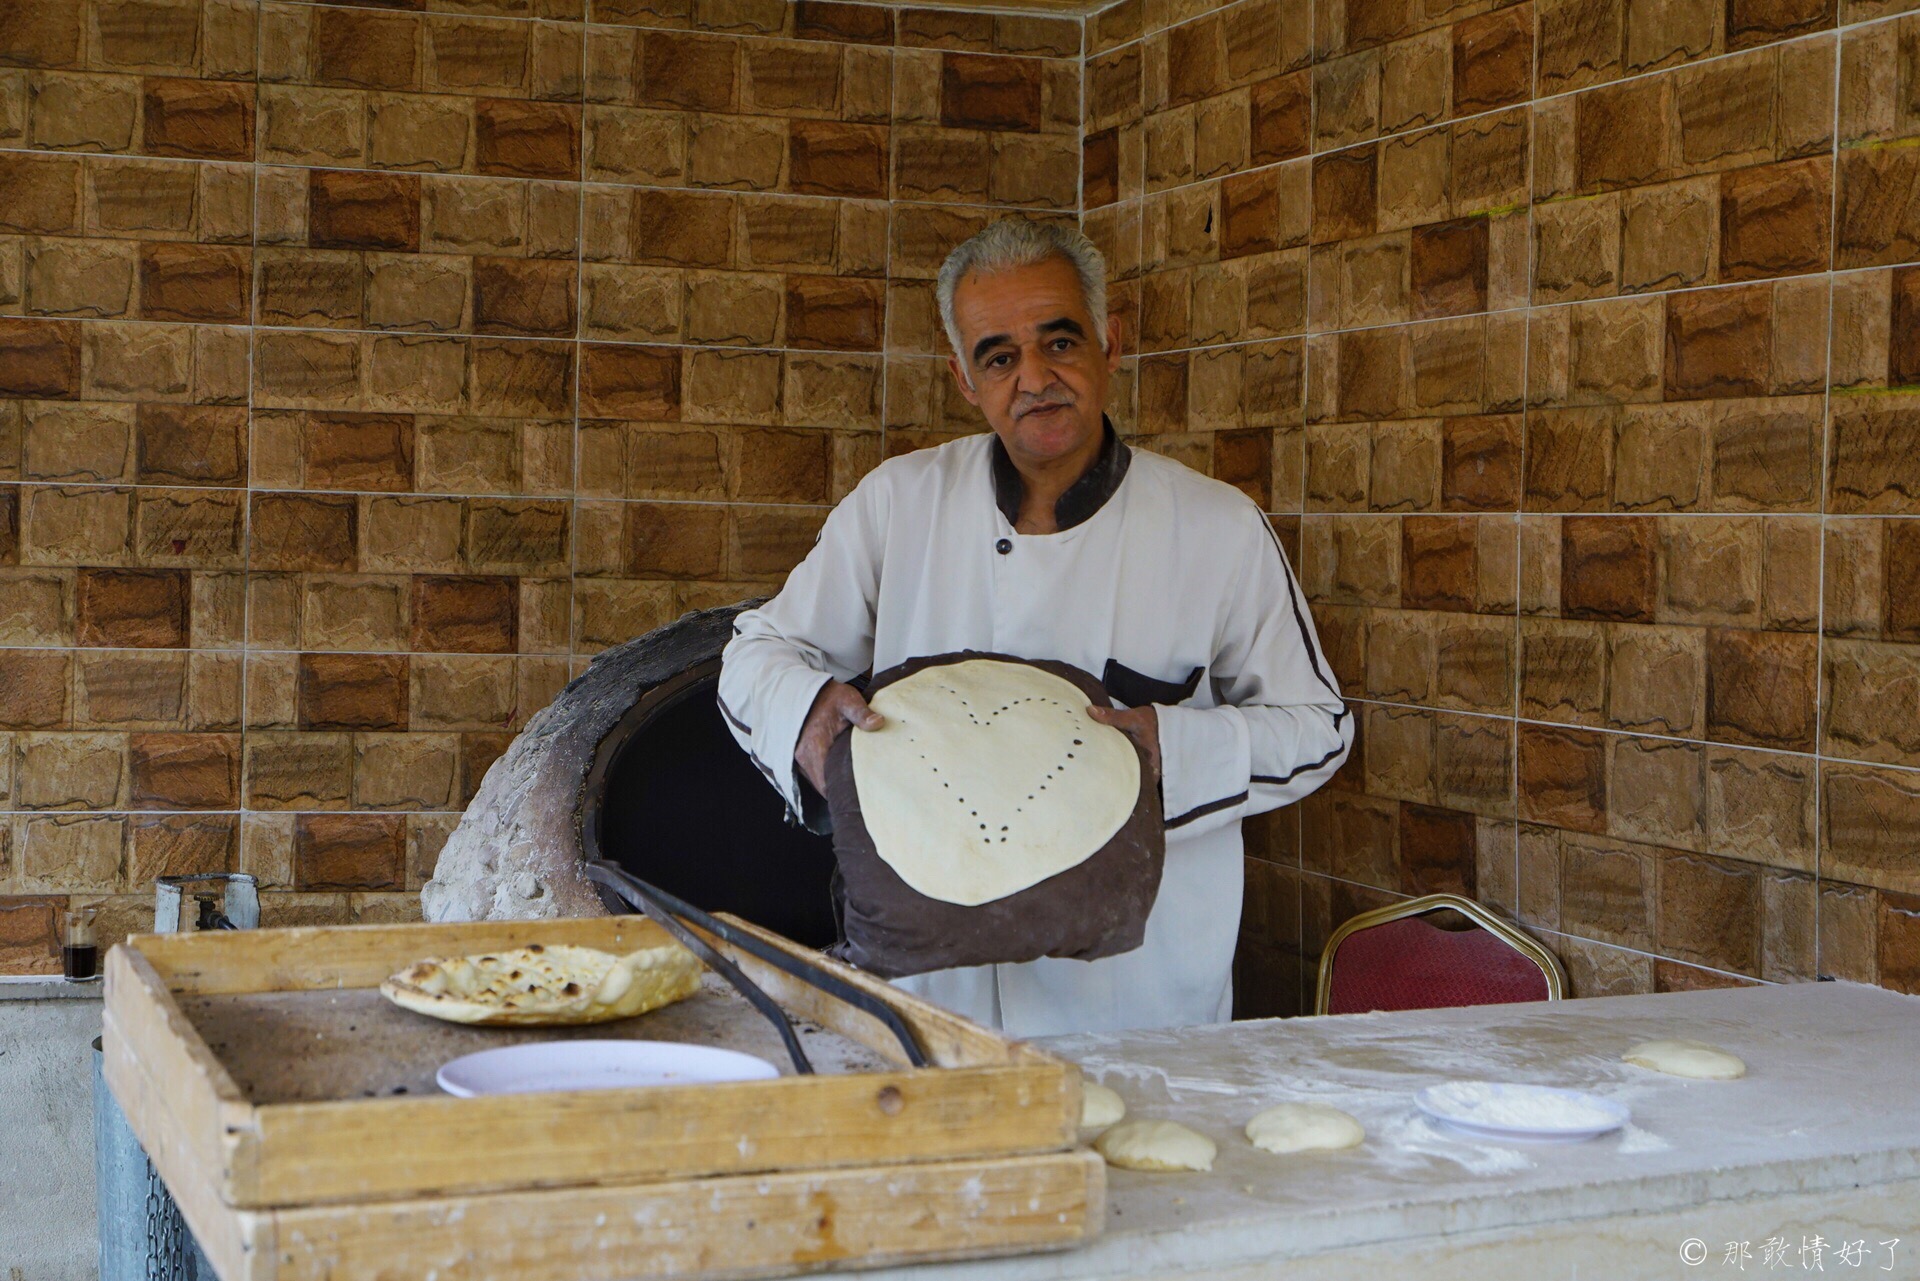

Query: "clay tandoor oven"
left=422, top=602, right=839, bottom=947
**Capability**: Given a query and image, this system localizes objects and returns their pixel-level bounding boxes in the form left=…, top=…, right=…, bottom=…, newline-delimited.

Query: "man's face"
left=946, top=255, right=1124, bottom=466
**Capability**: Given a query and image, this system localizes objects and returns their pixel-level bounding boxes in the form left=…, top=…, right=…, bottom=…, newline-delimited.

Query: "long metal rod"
left=585, top=863, right=815, bottom=1074
left=586, top=862, right=928, bottom=1069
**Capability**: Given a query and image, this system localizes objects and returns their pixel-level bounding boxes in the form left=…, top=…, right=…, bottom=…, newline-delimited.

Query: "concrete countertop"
left=0, top=989, right=102, bottom=1280
left=840, top=982, right=1920, bottom=1280
left=11, top=970, right=1916, bottom=1280
left=0, top=975, right=104, bottom=1001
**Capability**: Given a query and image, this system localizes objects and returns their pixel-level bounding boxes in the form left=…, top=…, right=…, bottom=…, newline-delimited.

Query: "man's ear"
left=946, top=354, right=981, bottom=406
left=1104, top=314, right=1124, bottom=371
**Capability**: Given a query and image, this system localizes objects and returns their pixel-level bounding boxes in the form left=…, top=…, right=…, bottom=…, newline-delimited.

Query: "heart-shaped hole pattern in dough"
left=850, top=659, right=1141, bottom=907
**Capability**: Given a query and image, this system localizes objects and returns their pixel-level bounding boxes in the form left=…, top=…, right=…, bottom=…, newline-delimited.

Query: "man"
left=717, top=220, right=1350, bottom=1037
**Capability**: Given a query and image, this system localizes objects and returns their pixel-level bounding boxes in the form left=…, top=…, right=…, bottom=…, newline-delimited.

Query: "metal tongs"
left=585, top=861, right=927, bottom=1074
left=154, top=873, right=260, bottom=932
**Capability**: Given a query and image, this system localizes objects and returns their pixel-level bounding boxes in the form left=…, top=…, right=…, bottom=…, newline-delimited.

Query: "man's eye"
left=988, top=354, right=1013, bottom=367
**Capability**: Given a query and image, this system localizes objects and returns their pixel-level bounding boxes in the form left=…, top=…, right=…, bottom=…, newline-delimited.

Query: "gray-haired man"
left=717, top=220, right=1351, bottom=1036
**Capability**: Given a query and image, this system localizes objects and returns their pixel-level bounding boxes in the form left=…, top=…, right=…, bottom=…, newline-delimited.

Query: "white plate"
left=1414, top=1080, right=1629, bottom=1144
left=436, top=1040, right=781, bottom=1097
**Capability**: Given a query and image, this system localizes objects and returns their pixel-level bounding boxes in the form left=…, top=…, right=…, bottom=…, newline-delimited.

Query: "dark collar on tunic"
left=989, top=416, right=1132, bottom=532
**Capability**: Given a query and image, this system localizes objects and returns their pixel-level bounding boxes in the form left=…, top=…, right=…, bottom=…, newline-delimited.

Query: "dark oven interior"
left=580, top=659, right=840, bottom=950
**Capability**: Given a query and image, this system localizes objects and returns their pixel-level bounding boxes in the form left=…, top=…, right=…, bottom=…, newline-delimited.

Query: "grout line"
left=1504, top=14, right=1539, bottom=930
left=1292, top=0, right=1316, bottom=1016
left=1090, top=0, right=1905, bottom=111
left=238, top=0, right=265, bottom=872
left=238, top=319, right=902, bottom=360
left=2, top=808, right=456, bottom=817
left=1810, top=25, right=1847, bottom=981
left=0, top=132, right=1074, bottom=209
left=1293, top=867, right=1792, bottom=989
left=1293, top=506, right=1875, bottom=518
left=23, top=287, right=1780, bottom=352
left=0, top=480, right=840, bottom=504
left=0, top=642, right=586, bottom=658
left=880, top=41, right=900, bottom=464
left=243, top=0, right=1088, bottom=46
left=1077, top=6, right=1089, bottom=231
left=569, top=12, right=591, bottom=688
left=1333, top=686, right=1920, bottom=779
left=575, top=184, right=1079, bottom=213
left=1106, top=265, right=1872, bottom=362
left=1507, top=921, right=1776, bottom=987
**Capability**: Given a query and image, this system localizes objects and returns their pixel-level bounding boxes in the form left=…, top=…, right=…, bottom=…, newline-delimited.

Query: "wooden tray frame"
left=104, top=914, right=1105, bottom=1281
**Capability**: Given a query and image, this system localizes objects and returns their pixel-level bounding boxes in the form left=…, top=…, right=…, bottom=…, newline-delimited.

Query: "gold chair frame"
left=1313, top=892, right=1568, bottom=1016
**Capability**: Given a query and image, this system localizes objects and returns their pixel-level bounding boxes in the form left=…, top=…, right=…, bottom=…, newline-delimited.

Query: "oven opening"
left=581, top=660, right=840, bottom=950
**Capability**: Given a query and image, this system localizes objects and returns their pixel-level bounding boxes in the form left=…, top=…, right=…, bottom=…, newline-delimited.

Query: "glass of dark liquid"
left=63, top=907, right=99, bottom=982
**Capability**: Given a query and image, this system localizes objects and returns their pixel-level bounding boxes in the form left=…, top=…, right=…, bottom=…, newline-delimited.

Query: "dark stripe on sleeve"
left=1257, top=516, right=1346, bottom=716
left=715, top=693, right=753, bottom=736
left=1166, top=791, right=1250, bottom=830
left=1251, top=741, right=1348, bottom=787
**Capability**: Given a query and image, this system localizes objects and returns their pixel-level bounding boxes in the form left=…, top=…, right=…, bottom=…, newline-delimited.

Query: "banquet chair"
left=1314, top=893, right=1567, bottom=1016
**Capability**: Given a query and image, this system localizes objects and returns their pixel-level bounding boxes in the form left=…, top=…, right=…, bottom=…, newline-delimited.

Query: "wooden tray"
left=104, top=914, right=1105, bottom=1281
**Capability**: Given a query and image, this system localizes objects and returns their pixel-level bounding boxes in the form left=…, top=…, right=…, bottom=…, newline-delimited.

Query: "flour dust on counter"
left=1050, top=1003, right=1763, bottom=1188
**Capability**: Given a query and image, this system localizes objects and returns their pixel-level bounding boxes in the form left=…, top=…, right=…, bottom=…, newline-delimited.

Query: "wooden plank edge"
left=128, top=917, right=681, bottom=996
left=244, top=1061, right=1080, bottom=1208
left=263, top=1149, right=1106, bottom=1281
left=104, top=1011, right=275, bottom=1281
left=106, top=945, right=262, bottom=1196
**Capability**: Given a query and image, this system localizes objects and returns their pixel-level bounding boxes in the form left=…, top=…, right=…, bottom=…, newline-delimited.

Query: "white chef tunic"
left=716, top=428, right=1351, bottom=1037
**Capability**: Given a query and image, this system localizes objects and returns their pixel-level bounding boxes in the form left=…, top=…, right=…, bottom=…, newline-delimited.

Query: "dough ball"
left=1094, top=1120, right=1216, bottom=1172
left=1080, top=1082, right=1126, bottom=1130
left=1244, top=1102, right=1365, bottom=1154
left=1623, top=1039, right=1745, bottom=1080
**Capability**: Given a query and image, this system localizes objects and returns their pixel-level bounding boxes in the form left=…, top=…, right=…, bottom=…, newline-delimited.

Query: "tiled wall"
left=1078, top=0, right=1920, bottom=1012
left=0, top=0, right=1079, bottom=971
left=6, top=0, right=1915, bottom=1011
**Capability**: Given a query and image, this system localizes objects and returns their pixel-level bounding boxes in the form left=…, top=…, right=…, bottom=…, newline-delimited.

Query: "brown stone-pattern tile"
left=0, top=895, right=64, bottom=975
left=0, top=0, right=1908, bottom=1008
left=294, top=813, right=406, bottom=891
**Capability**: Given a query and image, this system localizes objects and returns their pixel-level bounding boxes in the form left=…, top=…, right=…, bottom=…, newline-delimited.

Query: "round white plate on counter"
left=1415, top=1080, right=1629, bottom=1143
left=437, top=1041, right=780, bottom=1097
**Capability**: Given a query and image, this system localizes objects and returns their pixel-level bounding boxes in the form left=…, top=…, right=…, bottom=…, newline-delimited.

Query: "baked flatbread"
left=850, top=659, right=1141, bottom=906
left=380, top=942, right=703, bottom=1026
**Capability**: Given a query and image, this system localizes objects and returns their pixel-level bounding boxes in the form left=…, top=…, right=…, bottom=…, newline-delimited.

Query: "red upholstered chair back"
left=1318, top=896, right=1563, bottom=1016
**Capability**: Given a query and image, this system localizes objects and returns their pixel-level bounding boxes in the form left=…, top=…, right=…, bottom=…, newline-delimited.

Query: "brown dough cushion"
left=824, top=651, right=1165, bottom=979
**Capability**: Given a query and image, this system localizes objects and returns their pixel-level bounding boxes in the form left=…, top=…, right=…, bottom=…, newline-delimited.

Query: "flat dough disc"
left=381, top=943, right=703, bottom=1026
left=851, top=659, right=1141, bottom=906
left=1095, top=1119, right=1217, bottom=1172
left=1081, top=1082, right=1126, bottom=1130
left=1245, top=1102, right=1365, bottom=1154
left=1623, top=1038, right=1746, bottom=1080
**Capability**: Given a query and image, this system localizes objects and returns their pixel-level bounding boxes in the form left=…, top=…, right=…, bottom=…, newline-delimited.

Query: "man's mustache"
left=1014, top=389, right=1076, bottom=418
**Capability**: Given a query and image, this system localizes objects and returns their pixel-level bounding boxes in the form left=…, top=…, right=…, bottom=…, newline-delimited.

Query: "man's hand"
left=1087, top=703, right=1160, bottom=778
left=796, top=680, right=884, bottom=793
